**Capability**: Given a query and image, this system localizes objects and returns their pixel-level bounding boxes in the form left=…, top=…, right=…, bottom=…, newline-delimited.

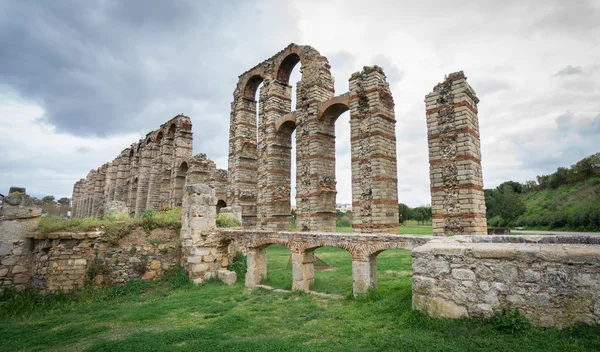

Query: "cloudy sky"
left=1, top=0, right=598, bottom=206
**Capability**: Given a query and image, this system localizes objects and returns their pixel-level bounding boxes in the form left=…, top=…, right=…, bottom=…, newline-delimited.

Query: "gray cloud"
left=555, top=65, right=583, bottom=77
left=373, top=55, right=405, bottom=86
left=471, top=78, right=511, bottom=96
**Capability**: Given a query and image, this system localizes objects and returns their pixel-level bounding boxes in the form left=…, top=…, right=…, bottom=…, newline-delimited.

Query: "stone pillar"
left=245, top=247, right=267, bottom=288
left=114, top=152, right=128, bottom=202
left=71, top=181, right=80, bottom=218
left=106, top=160, right=117, bottom=202
left=135, top=144, right=151, bottom=216
left=352, top=255, right=377, bottom=296
left=160, top=137, right=175, bottom=208
left=294, top=68, right=336, bottom=232
left=170, top=118, right=193, bottom=207
left=348, top=66, right=399, bottom=233
left=425, top=71, right=487, bottom=236
left=228, top=96, right=259, bottom=227
left=180, top=184, right=232, bottom=284
left=257, top=80, right=293, bottom=230
left=146, top=143, right=162, bottom=211
left=291, top=250, right=315, bottom=291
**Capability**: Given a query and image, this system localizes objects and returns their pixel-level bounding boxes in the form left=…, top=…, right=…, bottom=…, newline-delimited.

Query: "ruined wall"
left=425, top=72, right=487, bottom=236
left=30, top=228, right=180, bottom=291
left=412, top=235, right=600, bottom=327
left=0, top=187, right=41, bottom=290
left=71, top=115, right=228, bottom=219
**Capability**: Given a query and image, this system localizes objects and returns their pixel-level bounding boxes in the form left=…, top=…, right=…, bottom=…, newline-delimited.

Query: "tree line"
left=485, top=152, right=600, bottom=230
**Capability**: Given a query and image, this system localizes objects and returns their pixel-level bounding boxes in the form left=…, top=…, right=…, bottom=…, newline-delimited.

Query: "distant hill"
left=486, top=152, right=600, bottom=231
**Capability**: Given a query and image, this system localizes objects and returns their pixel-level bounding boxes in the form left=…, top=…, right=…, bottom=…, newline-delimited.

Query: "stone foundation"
left=412, top=235, right=600, bottom=327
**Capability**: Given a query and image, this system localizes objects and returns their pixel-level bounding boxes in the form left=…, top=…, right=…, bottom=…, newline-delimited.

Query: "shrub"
left=491, top=309, right=531, bottom=334
left=227, top=252, right=247, bottom=281
left=216, top=213, right=241, bottom=228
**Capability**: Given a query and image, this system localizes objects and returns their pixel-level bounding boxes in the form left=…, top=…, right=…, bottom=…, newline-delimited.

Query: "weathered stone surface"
left=412, top=237, right=600, bottom=328
left=217, top=269, right=237, bottom=285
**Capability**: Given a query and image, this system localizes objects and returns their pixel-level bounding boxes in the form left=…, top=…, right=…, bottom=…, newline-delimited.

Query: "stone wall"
left=412, top=235, right=600, bottom=327
left=425, top=72, right=487, bottom=236
left=71, top=115, right=227, bottom=219
left=0, top=187, right=41, bottom=290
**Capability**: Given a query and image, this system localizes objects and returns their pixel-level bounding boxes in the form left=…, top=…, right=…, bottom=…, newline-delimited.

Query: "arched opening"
left=155, top=131, right=164, bottom=144
left=129, top=149, right=134, bottom=158
left=243, top=74, right=264, bottom=100
left=335, top=110, right=352, bottom=231
left=276, top=53, right=301, bottom=83
left=146, top=136, right=153, bottom=145
left=262, top=244, right=293, bottom=290
left=311, top=246, right=353, bottom=296
left=167, top=123, right=176, bottom=138
left=216, top=199, right=227, bottom=213
left=173, top=162, right=188, bottom=207
left=373, top=249, right=413, bottom=297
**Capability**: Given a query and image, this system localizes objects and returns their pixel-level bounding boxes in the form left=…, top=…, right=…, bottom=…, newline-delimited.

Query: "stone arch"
left=242, top=72, right=265, bottom=100
left=275, top=112, right=296, bottom=134
left=317, top=94, right=350, bottom=124
left=155, top=130, right=164, bottom=144
left=216, top=199, right=227, bottom=213
left=166, top=123, right=177, bottom=138
left=146, top=136, right=153, bottom=145
left=274, top=48, right=305, bottom=83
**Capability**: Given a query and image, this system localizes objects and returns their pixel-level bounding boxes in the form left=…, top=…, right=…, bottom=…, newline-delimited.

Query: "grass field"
left=1, top=246, right=599, bottom=351
left=331, top=220, right=433, bottom=235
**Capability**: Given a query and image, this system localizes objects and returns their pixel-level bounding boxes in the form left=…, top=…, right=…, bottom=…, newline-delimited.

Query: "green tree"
left=497, top=188, right=526, bottom=225
left=41, top=195, right=55, bottom=204
left=398, top=203, right=410, bottom=224
left=57, top=197, right=70, bottom=206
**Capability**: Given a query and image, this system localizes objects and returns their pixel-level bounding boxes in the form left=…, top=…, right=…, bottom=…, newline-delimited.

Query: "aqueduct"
left=2, top=43, right=586, bottom=327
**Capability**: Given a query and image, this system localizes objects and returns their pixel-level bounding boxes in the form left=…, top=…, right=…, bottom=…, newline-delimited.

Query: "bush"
left=491, top=309, right=531, bottom=334
left=216, top=213, right=241, bottom=228
left=336, top=215, right=352, bottom=228
left=227, top=252, right=247, bottom=281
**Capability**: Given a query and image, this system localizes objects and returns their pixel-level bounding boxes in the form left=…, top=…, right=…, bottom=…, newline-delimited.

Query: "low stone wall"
left=0, top=227, right=182, bottom=292
left=412, top=235, right=600, bottom=327
left=0, top=217, right=39, bottom=290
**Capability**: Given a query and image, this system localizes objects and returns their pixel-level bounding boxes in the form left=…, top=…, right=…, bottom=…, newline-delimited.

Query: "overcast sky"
left=1, top=0, right=599, bottom=206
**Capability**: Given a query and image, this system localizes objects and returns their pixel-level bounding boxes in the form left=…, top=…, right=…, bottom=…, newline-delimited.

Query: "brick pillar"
left=349, top=66, right=399, bottom=233
left=291, top=250, right=315, bottom=291
left=160, top=138, right=174, bottom=209
left=228, top=97, right=258, bottom=227
left=146, top=143, right=162, bottom=210
left=93, top=165, right=106, bottom=218
left=425, top=71, right=487, bottom=236
left=135, top=144, right=152, bottom=216
left=170, top=126, right=193, bottom=207
left=106, top=160, right=117, bottom=201
left=295, top=72, right=336, bottom=232
left=71, top=181, right=80, bottom=218
left=114, top=153, right=128, bottom=202
left=352, top=254, right=377, bottom=296
left=257, top=80, right=293, bottom=230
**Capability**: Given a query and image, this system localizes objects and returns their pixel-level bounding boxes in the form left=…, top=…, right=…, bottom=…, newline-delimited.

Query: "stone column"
left=180, top=184, right=218, bottom=282
left=145, top=143, right=162, bottom=211
left=114, top=152, right=128, bottom=202
left=348, top=66, right=399, bottom=233
left=135, top=144, right=152, bottom=216
left=170, top=119, right=193, bottom=207
left=352, top=255, right=377, bottom=296
left=160, top=137, right=174, bottom=208
left=295, top=70, right=336, bottom=232
left=257, top=80, right=293, bottom=230
left=291, top=250, right=315, bottom=291
left=228, top=96, right=259, bottom=227
left=425, top=71, right=487, bottom=236
left=245, top=247, right=267, bottom=288
left=106, top=160, right=117, bottom=202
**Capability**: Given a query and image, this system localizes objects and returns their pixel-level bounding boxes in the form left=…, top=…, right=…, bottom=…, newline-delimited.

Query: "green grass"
left=327, top=221, right=433, bottom=235
left=37, top=208, right=182, bottom=244
left=2, top=247, right=599, bottom=351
